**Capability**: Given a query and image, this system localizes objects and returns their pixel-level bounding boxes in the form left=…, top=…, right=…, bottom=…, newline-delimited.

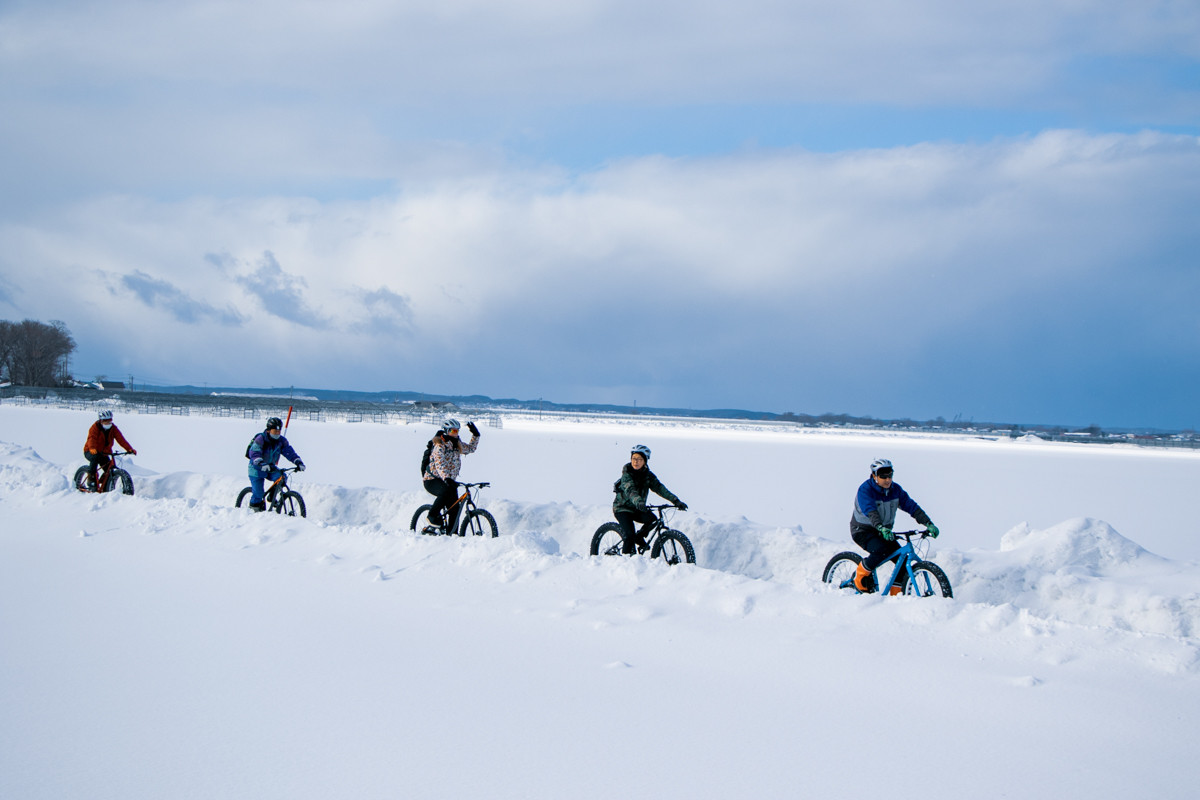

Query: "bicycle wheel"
left=109, top=469, right=134, bottom=496
left=73, top=465, right=95, bottom=493
left=277, top=491, right=306, bottom=518
left=822, top=551, right=863, bottom=589
left=235, top=487, right=253, bottom=508
left=460, top=508, right=499, bottom=538
left=590, top=522, right=626, bottom=557
left=905, top=561, right=953, bottom=598
left=410, top=504, right=437, bottom=532
left=651, top=530, right=696, bottom=565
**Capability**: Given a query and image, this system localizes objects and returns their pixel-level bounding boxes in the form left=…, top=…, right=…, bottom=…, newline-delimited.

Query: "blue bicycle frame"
left=866, top=532, right=936, bottom=595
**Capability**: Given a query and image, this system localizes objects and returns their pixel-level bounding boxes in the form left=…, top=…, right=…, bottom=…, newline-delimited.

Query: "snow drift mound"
left=948, top=518, right=1200, bottom=640
left=0, top=442, right=69, bottom=498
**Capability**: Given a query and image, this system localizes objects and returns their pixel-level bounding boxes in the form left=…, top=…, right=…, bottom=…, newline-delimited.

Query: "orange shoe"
left=888, top=583, right=906, bottom=596
left=853, top=563, right=876, bottom=593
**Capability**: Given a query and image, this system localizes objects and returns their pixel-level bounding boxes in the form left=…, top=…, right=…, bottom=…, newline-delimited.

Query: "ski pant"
left=86, top=452, right=112, bottom=488
left=615, top=509, right=656, bottom=555
left=851, top=524, right=905, bottom=589
left=248, top=466, right=281, bottom=505
left=424, top=477, right=462, bottom=532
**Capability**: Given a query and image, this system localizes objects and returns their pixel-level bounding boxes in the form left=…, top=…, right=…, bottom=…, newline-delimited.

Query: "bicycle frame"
left=876, top=532, right=934, bottom=595
left=93, top=451, right=130, bottom=491
left=264, top=468, right=295, bottom=508
left=446, top=481, right=488, bottom=516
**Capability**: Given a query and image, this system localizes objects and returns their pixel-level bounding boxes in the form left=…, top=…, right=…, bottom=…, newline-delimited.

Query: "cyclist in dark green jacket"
left=612, top=444, right=687, bottom=555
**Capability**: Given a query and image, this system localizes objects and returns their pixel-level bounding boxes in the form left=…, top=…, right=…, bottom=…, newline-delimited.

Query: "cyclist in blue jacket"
left=850, top=458, right=938, bottom=594
left=247, top=417, right=305, bottom=511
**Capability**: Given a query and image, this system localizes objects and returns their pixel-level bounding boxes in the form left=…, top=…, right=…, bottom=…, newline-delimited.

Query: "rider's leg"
left=851, top=528, right=900, bottom=592
left=614, top=511, right=637, bottom=554
left=248, top=472, right=267, bottom=510
left=633, top=511, right=656, bottom=552
left=85, top=452, right=107, bottom=491
left=443, top=480, right=465, bottom=532
left=615, top=510, right=654, bottom=554
left=425, top=478, right=458, bottom=529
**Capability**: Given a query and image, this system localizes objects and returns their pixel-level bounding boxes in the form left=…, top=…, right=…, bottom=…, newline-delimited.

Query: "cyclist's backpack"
left=419, top=439, right=434, bottom=477
left=244, top=434, right=259, bottom=460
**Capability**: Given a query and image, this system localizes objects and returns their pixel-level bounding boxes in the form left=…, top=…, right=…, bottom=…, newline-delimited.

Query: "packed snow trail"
left=3, top=410, right=1200, bottom=799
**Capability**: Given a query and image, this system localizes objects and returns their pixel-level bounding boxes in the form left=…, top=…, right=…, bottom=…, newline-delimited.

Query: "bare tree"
left=2, top=318, right=77, bottom=386
left=0, top=320, right=14, bottom=383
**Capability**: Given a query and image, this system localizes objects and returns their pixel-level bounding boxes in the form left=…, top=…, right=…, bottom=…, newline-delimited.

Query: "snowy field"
left=2, top=404, right=1199, bottom=799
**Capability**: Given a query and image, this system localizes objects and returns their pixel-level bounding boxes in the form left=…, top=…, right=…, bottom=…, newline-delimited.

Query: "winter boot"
left=853, top=563, right=876, bottom=593
left=888, top=582, right=906, bottom=596
left=250, top=500, right=266, bottom=512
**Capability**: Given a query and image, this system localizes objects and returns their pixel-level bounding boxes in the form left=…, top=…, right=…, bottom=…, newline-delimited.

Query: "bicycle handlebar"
left=459, top=481, right=490, bottom=488
left=894, top=529, right=931, bottom=539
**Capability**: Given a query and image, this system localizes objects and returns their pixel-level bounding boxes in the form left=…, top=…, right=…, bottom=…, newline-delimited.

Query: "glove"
left=130, top=449, right=137, bottom=455
left=926, top=522, right=939, bottom=538
left=675, top=501, right=688, bottom=511
left=467, top=421, right=480, bottom=436
left=294, top=461, right=306, bottom=472
left=878, top=525, right=894, bottom=541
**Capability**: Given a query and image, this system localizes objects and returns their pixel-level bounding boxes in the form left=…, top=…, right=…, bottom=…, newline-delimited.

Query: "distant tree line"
left=0, top=319, right=76, bottom=387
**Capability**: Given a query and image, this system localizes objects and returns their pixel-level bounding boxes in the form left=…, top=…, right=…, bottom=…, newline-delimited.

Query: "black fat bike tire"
left=73, top=465, right=94, bottom=493
left=277, top=490, right=306, bottom=518
left=460, top=508, right=498, bottom=538
left=651, top=529, right=696, bottom=565
left=905, top=560, right=953, bottom=598
left=410, top=503, right=434, bottom=532
left=74, top=465, right=133, bottom=495
left=590, top=522, right=626, bottom=556
left=110, top=468, right=134, bottom=496
left=822, top=551, right=864, bottom=588
left=235, top=487, right=253, bottom=508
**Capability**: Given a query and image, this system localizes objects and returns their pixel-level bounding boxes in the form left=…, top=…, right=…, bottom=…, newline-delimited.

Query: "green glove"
left=926, top=522, right=939, bottom=538
left=878, top=525, right=894, bottom=541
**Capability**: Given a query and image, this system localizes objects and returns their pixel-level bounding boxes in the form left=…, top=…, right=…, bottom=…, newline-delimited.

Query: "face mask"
left=269, top=432, right=281, bottom=440
left=101, top=423, right=112, bottom=430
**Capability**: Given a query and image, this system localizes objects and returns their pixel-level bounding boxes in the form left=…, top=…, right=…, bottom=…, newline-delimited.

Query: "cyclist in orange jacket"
left=83, top=409, right=136, bottom=491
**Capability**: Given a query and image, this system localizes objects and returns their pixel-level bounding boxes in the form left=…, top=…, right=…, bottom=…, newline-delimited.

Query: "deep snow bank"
left=3, top=440, right=1198, bottom=674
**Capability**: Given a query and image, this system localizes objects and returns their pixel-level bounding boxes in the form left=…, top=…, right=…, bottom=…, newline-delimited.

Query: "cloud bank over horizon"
left=1, top=1, right=1198, bottom=429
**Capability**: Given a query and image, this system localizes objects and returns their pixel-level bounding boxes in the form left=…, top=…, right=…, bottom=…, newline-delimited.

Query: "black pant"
left=86, top=452, right=112, bottom=489
left=852, top=525, right=903, bottom=587
left=615, top=509, right=656, bottom=555
left=424, top=477, right=461, bottom=532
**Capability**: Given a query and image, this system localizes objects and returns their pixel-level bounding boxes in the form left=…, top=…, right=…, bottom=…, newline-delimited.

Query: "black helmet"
left=266, top=417, right=283, bottom=431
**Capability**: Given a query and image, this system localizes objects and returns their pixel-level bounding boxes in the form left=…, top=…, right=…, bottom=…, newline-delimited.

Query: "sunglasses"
left=875, top=470, right=894, bottom=479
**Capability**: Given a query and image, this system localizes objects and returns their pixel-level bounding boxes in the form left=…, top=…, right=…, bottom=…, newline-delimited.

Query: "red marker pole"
left=283, top=405, right=293, bottom=435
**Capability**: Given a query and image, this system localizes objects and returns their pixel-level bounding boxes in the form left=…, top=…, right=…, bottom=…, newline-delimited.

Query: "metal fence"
left=2, top=384, right=1195, bottom=449
left=0, top=385, right=502, bottom=429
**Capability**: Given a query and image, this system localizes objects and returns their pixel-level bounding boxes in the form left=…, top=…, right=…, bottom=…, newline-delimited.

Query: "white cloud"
left=2, top=130, right=1197, bottom=425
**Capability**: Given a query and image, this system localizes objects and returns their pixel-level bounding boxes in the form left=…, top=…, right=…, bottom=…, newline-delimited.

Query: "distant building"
left=92, top=381, right=126, bottom=390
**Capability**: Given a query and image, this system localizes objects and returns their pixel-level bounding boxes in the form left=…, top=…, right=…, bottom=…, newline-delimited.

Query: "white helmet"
left=631, top=444, right=651, bottom=461
left=441, top=418, right=462, bottom=434
left=870, top=458, right=894, bottom=476
left=97, top=409, right=113, bottom=421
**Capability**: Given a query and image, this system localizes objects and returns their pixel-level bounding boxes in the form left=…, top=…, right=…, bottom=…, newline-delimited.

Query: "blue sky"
left=1, top=1, right=1198, bottom=429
